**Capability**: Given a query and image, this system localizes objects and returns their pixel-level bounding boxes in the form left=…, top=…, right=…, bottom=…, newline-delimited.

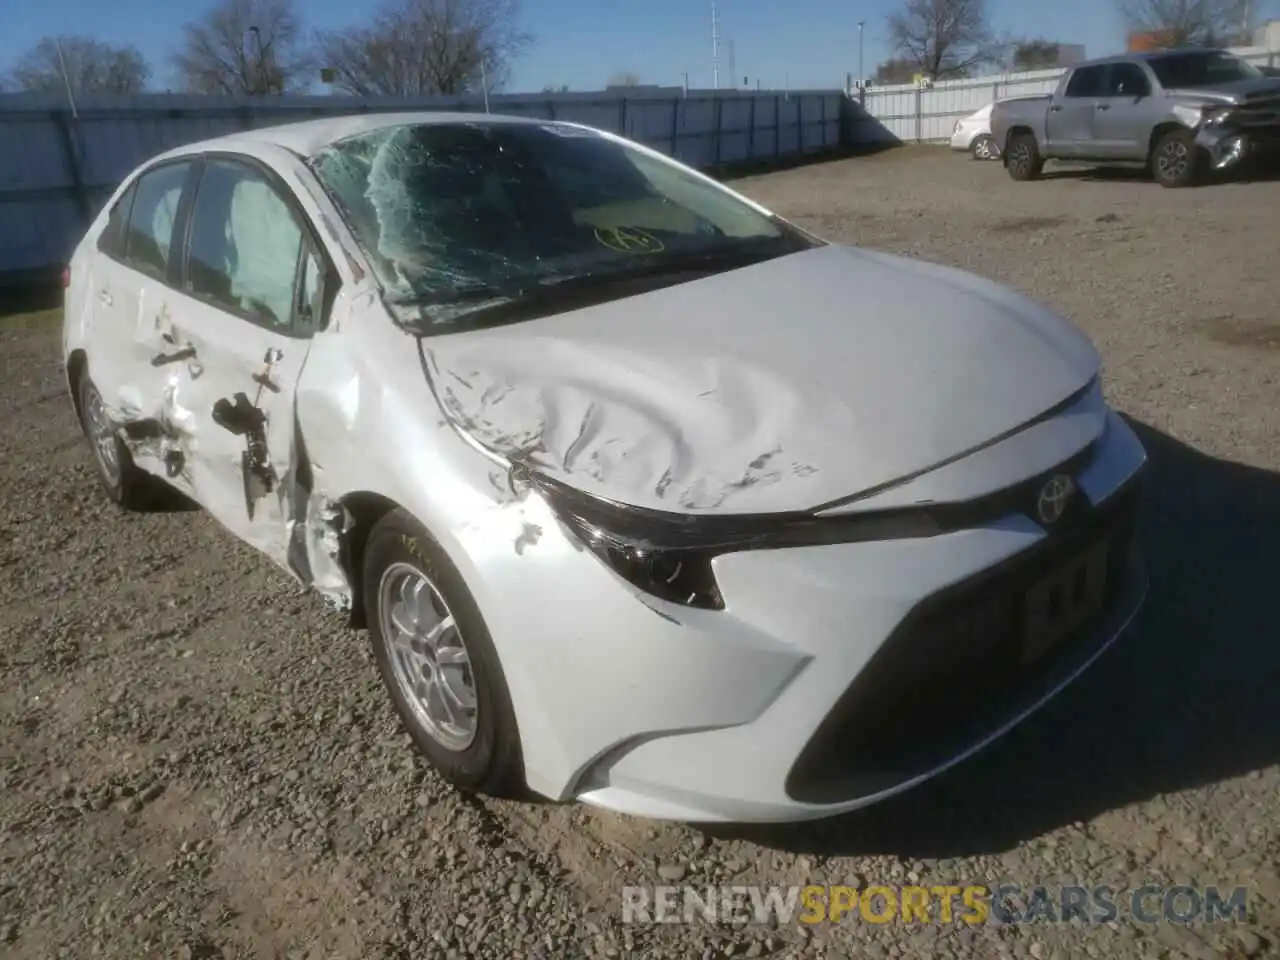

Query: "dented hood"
left=424, top=243, right=1099, bottom=514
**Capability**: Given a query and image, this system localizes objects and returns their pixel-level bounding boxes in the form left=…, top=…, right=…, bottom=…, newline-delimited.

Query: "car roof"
left=152, top=111, right=578, bottom=163
left=1071, top=48, right=1233, bottom=69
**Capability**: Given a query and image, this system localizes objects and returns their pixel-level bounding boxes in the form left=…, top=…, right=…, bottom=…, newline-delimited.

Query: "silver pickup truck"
left=989, top=48, right=1280, bottom=187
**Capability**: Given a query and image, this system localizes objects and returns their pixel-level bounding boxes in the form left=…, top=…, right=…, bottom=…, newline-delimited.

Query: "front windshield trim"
left=304, top=119, right=817, bottom=329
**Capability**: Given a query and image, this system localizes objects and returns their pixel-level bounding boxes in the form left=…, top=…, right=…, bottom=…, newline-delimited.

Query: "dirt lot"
left=2, top=146, right=1279, bottom=960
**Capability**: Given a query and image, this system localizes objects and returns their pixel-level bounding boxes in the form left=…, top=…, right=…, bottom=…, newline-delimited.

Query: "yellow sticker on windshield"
left=593, top=226, right=665, bottom=254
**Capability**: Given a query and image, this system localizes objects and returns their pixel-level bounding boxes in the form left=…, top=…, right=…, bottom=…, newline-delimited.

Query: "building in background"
left=1126, top=30, right=1179, bottom=52
left=1253, top=20, right=1280, bottom=49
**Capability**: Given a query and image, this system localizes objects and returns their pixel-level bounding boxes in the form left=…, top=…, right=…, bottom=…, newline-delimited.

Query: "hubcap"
left=1159, top=141, right=1189, bottom=180
left=1011, top=142, right=1029, bottom=170
left=83, top=383, right=120, bottom=485
left=378, top=563, right=477, bottom=751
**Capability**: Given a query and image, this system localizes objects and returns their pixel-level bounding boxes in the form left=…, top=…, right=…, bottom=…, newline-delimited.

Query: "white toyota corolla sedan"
left=62, top=112, right=1149, bottom=823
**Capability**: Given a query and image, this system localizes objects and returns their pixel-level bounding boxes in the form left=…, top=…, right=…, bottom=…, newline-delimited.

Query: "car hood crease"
left=422, top=244, right=1099, bottom=515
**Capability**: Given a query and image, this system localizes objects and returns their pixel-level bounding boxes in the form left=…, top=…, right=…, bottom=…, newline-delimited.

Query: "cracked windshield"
left=311, top=121, right=813, bottom=327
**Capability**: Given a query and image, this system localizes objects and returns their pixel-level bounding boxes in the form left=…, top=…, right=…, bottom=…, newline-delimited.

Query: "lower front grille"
left=784, top=475, right=1144, bottom=805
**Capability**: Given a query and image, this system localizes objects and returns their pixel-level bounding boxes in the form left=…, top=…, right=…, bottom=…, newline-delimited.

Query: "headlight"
left=530, top=473, right=946, bottom=612
left=1200, top=104, right=1232, bottom=125
left=533, top=474, right=728, bottom=609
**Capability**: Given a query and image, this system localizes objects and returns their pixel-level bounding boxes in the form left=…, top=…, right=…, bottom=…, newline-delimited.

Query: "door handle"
left=1095, top=103, right=1110, bottom=110
left=98, top=290, right=113, bottom=307
left=151, top=346, right=197, bottom=366
left=1049, top=105, right=1062, bottom=112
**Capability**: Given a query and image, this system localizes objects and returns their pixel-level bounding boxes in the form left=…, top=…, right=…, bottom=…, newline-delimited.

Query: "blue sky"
left=2, top=0, right=1277, bottom=93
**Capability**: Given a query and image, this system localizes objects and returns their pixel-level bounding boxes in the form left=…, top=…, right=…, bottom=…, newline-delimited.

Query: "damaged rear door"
left=159, top=154, right=332, bottom=571
left=83, top=159, right=201, bottom=479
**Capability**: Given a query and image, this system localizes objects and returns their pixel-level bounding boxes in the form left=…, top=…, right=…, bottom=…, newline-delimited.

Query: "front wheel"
left=1152, top=128, right=1205, bottom=188
left=363, top=509, right=524, bottom=797
left=1005, top=132, right=1044, bottom=181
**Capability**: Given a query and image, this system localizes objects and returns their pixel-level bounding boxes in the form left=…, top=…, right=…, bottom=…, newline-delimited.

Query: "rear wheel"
left=1005, top=132, right=1044, bottom=181
left=363, top=509, right=524, bottom=797
left=971, top=134, right=997, bottom=160
left=76, top=373, right=151, bottom=510
left=1152, top=128, right=1204, bottom=188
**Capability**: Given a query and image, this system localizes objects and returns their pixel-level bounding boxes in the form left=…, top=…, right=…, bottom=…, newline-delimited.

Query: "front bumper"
left=1197, top=122, right=1280, bottom=169
left=564, top=412, right=1148, bottom=823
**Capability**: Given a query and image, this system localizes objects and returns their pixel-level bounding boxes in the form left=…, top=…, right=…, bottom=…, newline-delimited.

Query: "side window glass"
left=123, top=163, right=190, bottom=279
left=1108, top=64, right=1150, bottom=97
left=1065, top=67, right=1104, bottom=98
left=186, top=159, right=304, bottom=332
left=97, top=184, right=137, bottom=257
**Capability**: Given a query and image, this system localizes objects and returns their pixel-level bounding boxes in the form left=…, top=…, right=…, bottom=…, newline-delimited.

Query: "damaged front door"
left=159, top=155, right=331, bottom=571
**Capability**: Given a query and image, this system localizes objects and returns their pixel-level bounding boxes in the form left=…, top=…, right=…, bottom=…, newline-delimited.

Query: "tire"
left=363, top=508, right=524, bottom=797
left=76, top=372, right=151, bottom=510
left=1005, top=132, right=1044, bottom=181
left=971, top=134, right=996, bottom=160
left=1152, top=128, right=1204, bottom=188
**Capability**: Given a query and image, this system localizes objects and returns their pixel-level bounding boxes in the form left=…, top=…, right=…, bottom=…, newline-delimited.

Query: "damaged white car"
left=63, top=113, right=1149, bottom=823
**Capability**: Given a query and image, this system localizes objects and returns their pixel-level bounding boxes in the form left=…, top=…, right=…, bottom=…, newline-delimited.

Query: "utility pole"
left=729, top=38, right=736, bottom=88
left=857, top=20, right=865, bottom=88
left=54, top=38, right=78, bottom=118
left=711, top=0, right=721, bottom=90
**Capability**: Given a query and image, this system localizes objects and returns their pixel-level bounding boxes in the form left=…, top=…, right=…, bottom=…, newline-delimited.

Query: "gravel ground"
left=2, top=145, right=1279, bottom=959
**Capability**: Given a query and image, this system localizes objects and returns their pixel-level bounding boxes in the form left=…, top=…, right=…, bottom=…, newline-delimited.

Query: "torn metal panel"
left=295, top=491, right=355, bottom=611
left=419, top=243, right=1100, bottom=516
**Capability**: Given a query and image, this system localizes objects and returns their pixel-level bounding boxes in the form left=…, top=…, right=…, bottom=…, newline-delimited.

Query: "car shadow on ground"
left=1039, top=162, right=1280, bottom=185
left=704, top=418, right=1280, bottom=859
left=0, top=282, right=60, bottom=320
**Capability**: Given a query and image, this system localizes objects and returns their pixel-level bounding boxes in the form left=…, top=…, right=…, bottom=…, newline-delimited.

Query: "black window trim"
left=174, top=151, right=339, bottom=341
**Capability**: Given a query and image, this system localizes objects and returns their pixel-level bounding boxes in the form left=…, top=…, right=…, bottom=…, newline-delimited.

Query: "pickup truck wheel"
left=1005, top=133, right=1043, bottom=181
left=1152, top=129, right=1204, bottom=188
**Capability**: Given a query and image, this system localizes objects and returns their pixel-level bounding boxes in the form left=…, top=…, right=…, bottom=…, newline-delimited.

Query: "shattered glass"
left=310, top=121, right=812, bottom=330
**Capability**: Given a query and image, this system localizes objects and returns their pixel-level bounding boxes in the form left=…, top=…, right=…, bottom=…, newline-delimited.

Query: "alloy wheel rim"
left=83, top=384, right=121, bottom=485
left=378, top=562, right=478, bottom=751
left=1159, top=141, right=1189, bottom=181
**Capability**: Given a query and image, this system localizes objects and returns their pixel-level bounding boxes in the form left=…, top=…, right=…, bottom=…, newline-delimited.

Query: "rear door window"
left=122, top=162, right=192, bottom=281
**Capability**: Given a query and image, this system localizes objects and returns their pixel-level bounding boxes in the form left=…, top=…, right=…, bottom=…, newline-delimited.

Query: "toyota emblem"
left=1036, top=474, right=1075, bottom=525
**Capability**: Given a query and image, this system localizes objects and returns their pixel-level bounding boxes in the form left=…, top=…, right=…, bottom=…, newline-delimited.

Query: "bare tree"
left=607, top=70, right=642, bottom=87
left=886, top=0, right=997, bottom=80
left=173, top=0, right=313, bottom=95
left=10, top=36, right=150, bottom=94
left=1117, top=0, right=1250, bottom=47
left=315, top=0, right=532, bottom=97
